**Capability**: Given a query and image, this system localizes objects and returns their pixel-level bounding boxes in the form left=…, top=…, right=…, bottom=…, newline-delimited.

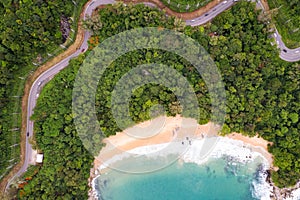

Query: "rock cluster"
left=60, top=15, right=71, bottom=43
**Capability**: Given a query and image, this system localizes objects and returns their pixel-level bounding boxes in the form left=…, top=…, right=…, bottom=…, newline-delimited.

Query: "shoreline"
left=90, top=139, right=272, bottom=200
left=88, top=116, right=299, bottom=200
left=92, top=115, right=273, bottom=171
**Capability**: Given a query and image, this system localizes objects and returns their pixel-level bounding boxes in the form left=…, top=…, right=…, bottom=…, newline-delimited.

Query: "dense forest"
left=160, top=0, right=212, bottom=12
left=267, top=0, right=300, bottom=48
left=0, top=0, right=87, bottom=180
left=17, top=2, right=300, bottom=198
left=19, top=56, right=94, bottom=199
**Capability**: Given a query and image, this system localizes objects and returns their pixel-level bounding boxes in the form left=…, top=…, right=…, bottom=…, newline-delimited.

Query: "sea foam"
left=93, top=137, right=273, bottom=200
left=285, top=188, right=300, bottom=200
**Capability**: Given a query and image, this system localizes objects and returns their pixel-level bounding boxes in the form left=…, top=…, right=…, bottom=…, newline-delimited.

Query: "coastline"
left=88, top=115, right=299, bottom=200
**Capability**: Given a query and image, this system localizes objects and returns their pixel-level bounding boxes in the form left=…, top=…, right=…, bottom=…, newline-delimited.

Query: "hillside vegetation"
left=268, top=0, right=300, bottom=48
left=161, top=0, right=212, bottom=12
left=19, top=2, right=299, bottom=198
left=0, top=0, right=87, bottom=180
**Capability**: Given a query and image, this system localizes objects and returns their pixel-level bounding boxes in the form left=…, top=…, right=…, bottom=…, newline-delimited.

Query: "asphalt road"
left=186, top=0, right=300, bottom=62
left=5, top=0, right=300, bottom=192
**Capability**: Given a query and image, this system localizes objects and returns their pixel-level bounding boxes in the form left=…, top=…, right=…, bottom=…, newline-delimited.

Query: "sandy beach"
left=89, top=115, right=280, bottom=199
left=226, top=133, right=274, bottom=166
left=93, top=115, right=273, bottom=171
left=93, top=115, right=219, bottom=168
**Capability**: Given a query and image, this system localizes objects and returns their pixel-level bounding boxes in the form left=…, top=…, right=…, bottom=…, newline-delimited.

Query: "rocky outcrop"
left=266, top=170, right=300, bottom=200
left=60, top=15, right=71, bottom=42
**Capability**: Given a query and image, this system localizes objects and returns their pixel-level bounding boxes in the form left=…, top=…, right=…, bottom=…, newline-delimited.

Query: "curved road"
left=185, top=0, right=300, bottom=61
left=5, top=0, right=300, bottom=191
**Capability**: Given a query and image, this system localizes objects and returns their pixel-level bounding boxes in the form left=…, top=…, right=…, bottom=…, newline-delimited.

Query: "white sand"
left=90, top=115, right=276, bottom=200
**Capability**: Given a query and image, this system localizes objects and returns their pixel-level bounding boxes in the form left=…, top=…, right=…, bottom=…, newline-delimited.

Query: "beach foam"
left=251, top=164, right=272, bottom=200
left=181, top=137, right=270, bottom=166
left=92, top=136, right=273, bottom=200
left=284, top=188, right=300, bottom=200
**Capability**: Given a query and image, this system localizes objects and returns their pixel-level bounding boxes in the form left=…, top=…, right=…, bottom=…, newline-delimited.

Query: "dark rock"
left=60, top=15, right=71, bottom=42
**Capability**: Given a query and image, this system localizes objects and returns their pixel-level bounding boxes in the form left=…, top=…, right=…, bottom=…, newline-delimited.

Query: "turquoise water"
left=95, top=155, right=267, bottom=200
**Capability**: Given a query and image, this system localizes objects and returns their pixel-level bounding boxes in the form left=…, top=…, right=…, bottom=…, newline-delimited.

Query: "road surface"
left=5, top=0, right=300, bottom=192
left=185, top=0, right=300, bottom=62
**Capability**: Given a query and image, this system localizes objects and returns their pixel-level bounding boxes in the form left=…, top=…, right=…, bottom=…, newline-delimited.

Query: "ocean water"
left=94, top=155, right=268, bottom=200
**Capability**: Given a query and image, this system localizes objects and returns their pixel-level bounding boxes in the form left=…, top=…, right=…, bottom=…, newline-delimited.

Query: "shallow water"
left=95, top=155, right=267, bottom=200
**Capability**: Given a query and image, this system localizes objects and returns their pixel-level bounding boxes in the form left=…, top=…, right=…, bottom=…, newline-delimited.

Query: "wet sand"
left=93, top=115, right=273, bottom=173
